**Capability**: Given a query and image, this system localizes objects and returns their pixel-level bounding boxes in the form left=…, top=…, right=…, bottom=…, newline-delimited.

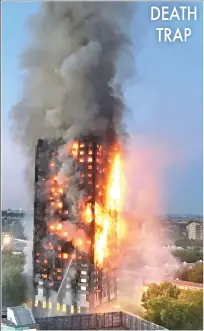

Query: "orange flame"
left=83, top=204, right=92, bottom=224
left=93, top=149, right=123, bottom=267
left=47, top=143, right=124, bottom=269
left=71, top=142, right=79, bottom=158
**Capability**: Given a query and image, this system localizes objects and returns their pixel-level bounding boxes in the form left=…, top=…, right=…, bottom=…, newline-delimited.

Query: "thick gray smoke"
left=10, top=1, right=135, bottom=185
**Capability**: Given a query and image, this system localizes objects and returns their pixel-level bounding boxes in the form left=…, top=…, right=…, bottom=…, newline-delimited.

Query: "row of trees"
left=172, top=248, right=203, bottom=263
left=174, top=238, right=203, bottom=249
left=2, top=251, right=27, bottom=307
left=175, top=263, right=203, bottom=283
left=141, top=281, right=203, bottom=330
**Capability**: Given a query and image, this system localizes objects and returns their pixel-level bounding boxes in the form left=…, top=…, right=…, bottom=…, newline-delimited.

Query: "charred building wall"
left=33, top=136, right=118, bottom=318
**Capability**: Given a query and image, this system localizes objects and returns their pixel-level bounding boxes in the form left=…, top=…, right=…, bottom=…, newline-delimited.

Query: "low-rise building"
left=1, top=306, right=38, bottom=330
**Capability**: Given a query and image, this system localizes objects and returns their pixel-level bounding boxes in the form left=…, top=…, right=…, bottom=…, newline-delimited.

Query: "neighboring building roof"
left=7, top=306, right=36, bottom=327
left=1, top=318, right=16, bottom=327
left=36, top=311, right=167, bottom=330
left=187, top=221, right=202, bottom=226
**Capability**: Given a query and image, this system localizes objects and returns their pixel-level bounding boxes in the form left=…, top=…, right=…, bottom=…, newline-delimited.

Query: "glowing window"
left=49, top=224, right=55, bottom=230
left=34, top=300, right=38, bottom=307
left=88, top=165, right=92, bottom=170
left=81, top=271, right=87, bottom=275
left=80, top=143, right=84, bottom=148
left=48, top=302, right=52, bottom=309
left=81, top=279, right=86, bottom=283
left=88, top=173, right=92, bottom=177
left=80, top=158, right=84, bottom=163
left=56, top=303, right=60, bottom=311
left=80, top=151, right=84, bottom=155
left=62, top=253, right=68, bottom=259
left=88, top=150, right=93, bottom=155
left=70, top=305, right=74, bottom=314
left=77, top=306, right=81, bottom=313
left=62, top=304, right=66, bottom=312
left=44, top=260, right=48, bottom=264
left=56, top=223, right=62, bottom=230
left=57, top=202, right=63, bottom=209
left=81, top=286, right=86, bottom=291
left=43, top=301, right=46, bottom=308
left=88, top=157, right=92, bottom=163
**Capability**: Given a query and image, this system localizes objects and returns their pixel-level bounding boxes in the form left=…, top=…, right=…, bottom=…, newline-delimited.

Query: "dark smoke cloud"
left=10, top=2, right=136, bottom=180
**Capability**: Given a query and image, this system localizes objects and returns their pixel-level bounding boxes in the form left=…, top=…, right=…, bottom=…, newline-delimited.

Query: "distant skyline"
left=2, top=2, right=203, bottom=214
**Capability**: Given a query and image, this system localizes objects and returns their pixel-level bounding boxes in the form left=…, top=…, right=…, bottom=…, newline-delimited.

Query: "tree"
left=173, top=249, right=203, bottom=263
left=2, top=252, right=27, bottom=307
left=178, top=290, right=203, bottom=330
left=176, top=263, right=203, bottom=283
left=174, top=238, right=203, bottom=250
left=141, top=281, right=203, bottom=330
left=142, top=281, right=180, bottom=308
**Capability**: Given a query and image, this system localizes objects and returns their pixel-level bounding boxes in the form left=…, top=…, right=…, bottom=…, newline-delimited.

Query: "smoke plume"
left=117, top=137, right=179, bottom=313
left=10, top=1, right=135, bottom=184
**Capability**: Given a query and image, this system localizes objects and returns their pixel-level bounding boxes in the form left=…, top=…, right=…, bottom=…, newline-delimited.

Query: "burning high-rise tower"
left=10, top=2, right=135, bottom=317
left=33, top=131, right=121, bottom=317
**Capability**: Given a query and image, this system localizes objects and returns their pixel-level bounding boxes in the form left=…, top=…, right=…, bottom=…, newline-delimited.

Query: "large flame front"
left=94, top=151, right=122, bottom=267
left=47, top=142, right=124, bottom=268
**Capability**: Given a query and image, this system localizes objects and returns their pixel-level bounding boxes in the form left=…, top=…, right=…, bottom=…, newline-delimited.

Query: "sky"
left=2, top=2, right=203, bottom=215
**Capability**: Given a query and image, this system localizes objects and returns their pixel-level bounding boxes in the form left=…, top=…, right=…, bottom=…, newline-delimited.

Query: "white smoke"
left=22, top=212, right=34, bottom=301
left=117, top=138, right=179, bottom=313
